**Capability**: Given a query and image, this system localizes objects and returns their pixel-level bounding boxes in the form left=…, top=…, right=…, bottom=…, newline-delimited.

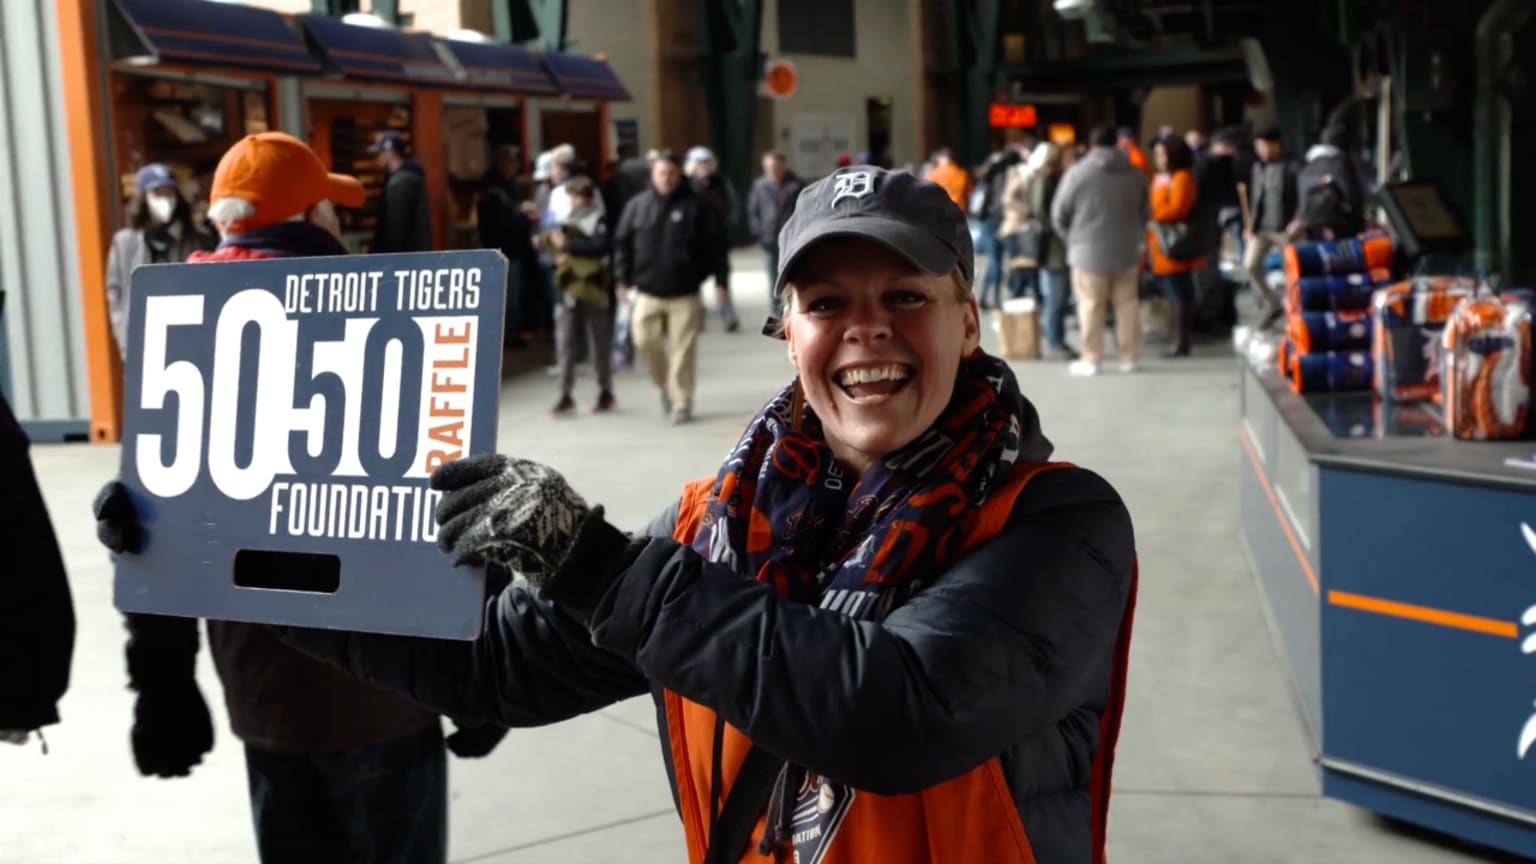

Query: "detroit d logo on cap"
left=830, top=171, right=874, bottom=206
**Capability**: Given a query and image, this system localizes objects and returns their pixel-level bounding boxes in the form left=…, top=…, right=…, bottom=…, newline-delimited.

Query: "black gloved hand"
left=93, top=480, right=141, bottom=554
left=430, top=454, right=591, bottom=583
left=131, top=681, right=214, bottom=778
left=445, top=721, right=509, bottom=759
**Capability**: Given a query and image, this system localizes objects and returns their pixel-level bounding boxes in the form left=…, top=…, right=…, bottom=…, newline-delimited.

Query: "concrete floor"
left=0, top=250, right=1520, bottom=863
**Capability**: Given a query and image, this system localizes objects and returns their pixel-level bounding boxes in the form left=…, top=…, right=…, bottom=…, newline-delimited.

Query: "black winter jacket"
left=277, top=405, right=1136, bottom=863
left=0, top=393, right=74, bottom=731
left=613, top=185, right=729, bottom=298
left=373, top=160, right=433, bottom=254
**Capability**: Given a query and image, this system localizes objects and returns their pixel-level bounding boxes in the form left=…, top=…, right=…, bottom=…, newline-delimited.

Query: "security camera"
left=1053, top=0, right=1100, bottom=21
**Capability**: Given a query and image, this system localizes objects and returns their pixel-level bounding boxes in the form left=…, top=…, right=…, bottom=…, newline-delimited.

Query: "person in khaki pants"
left=614, top=151, right=729, bottom=424
left=1050, top=125, right=1150, bottom=376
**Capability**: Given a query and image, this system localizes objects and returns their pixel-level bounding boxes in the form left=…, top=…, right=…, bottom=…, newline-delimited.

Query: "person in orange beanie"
left=96, top=131, right=504, bottom=864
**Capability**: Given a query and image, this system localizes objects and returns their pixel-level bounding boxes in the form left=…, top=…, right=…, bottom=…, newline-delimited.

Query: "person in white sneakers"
left=1050, top=125, right=1150, bottom=376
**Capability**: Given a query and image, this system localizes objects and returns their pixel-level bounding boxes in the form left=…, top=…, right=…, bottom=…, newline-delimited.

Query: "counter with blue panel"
left=1239, top=364, right=1536, bottom=859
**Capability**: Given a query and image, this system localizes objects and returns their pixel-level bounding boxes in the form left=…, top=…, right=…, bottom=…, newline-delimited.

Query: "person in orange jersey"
left=1116, top=128, right=1151, bottom=180
left=923, top=147, right=972, bottom=213
left=276, top=166, right=1137, bottom=864
left=1146, top=135, right=1205, bottom=357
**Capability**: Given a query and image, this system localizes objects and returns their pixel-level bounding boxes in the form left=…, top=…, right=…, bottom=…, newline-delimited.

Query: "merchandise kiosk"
left=1240, top=346, right=1536, bottom=858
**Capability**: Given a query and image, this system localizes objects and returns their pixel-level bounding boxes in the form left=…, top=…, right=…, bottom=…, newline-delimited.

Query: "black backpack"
left=1300, top=173, right=1361, bottom=237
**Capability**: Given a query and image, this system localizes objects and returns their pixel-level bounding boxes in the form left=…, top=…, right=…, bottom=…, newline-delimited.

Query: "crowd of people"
left=920, top=121, right=1371, bottom=376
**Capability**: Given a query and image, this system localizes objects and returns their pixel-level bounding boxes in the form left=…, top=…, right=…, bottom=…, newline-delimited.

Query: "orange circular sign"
left=764, top=59, right=798, bottom=100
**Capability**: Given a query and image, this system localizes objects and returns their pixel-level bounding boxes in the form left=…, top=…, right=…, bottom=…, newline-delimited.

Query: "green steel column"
left=694, top=0, right=764, bottom=244
left=945, top=0, right=1000, bottom=168
left=310, top=0, right=360, bottom=14
left=1473, top=0, right=1534, bottom=277
left=498, top=1, right=565, bottom=49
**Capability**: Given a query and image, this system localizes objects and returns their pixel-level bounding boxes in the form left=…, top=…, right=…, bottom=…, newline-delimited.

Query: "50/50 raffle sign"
left=114, top=250, right=506, bottom=640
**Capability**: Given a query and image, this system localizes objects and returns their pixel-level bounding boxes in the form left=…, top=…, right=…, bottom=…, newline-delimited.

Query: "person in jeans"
left=1243, top=127, right=1300, bottom=328
left=614, top=150, right=729, bottom=425
left=1147, top=135, right=1202, bottom=357
left=549, top=176, right=617, bottom=415
left=747, top=150, right=805, bottom=319
left=1027, top=142, right=1074, bottom=360
left=1051, top=125, right=1150, bottom=376
left=91, top=132, right=506, bottom=864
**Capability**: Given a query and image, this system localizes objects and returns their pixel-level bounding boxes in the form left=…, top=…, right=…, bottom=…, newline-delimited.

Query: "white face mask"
left=147, top=196, right=177, bottom=224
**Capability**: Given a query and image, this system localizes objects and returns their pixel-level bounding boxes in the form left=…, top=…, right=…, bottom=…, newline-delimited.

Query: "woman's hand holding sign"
left=429, top=454, right=636, bottom=617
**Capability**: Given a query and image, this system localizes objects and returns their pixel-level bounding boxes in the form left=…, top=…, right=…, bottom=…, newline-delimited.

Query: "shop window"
left=108, top=74, right=269, bottom=229
left=777, top=0, right=855, bottom=58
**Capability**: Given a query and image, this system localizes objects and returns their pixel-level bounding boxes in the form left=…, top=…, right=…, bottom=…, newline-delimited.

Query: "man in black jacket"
left=0, top=391, right=74, bottom=746
left=746, top=151, right=805, bottom=320
left=614, top=150, right=729, bottom=425
left=370, top=130, right=433, bottom=254
left=478, top=144, right=540, bottom=348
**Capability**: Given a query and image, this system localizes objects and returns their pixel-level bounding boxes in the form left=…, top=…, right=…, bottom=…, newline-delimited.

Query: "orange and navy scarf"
left=692, top=348, right=1043, bottom=615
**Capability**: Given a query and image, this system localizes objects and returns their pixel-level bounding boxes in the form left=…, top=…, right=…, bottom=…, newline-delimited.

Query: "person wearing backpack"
left=1296, top=124, right=1367, bottom=241
left=1242, top=128, right=1300, bottom=329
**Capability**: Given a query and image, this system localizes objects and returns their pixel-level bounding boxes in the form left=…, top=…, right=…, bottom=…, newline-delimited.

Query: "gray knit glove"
left=430, top=454, right=590, bottom=584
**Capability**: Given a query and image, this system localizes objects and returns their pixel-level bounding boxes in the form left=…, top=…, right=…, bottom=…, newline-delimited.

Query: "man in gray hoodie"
left=1051, top=125, right=1150, bottom=376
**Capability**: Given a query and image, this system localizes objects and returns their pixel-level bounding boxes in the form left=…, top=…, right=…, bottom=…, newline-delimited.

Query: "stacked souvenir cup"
left=1278, top=231, right=1395, bottom=394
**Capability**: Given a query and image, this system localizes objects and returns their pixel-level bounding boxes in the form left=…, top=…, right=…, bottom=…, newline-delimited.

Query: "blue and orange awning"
left=439, top=39, right=561, bottom=97
left=109, top=0, right=323, bottom=75
left=296, top=13, right=459, bottom=86
left=541, top=53, right=631, bottom=102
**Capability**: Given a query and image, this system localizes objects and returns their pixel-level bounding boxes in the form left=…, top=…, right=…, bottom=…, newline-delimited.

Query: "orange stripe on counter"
left=1327, top=590, right=1519, bottom=639
left=1239, top=424, right=1319, bottom=595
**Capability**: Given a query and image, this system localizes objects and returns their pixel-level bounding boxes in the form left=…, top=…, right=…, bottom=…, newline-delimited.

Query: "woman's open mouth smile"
left=834, top=363, right=914, bottom=403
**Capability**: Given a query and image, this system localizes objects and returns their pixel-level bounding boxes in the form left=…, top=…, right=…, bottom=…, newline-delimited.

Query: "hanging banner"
left=113, top=250, right=507, bottom=640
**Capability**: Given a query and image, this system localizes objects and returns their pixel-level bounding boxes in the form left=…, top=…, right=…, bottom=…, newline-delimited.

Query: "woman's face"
left=1153, top=142, right=1169, bottom=173
left=784, top=239, right=979, bottom=476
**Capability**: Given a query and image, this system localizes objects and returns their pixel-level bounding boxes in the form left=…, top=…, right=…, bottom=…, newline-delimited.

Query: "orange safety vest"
left=663, top=461, right=1137, bottom=864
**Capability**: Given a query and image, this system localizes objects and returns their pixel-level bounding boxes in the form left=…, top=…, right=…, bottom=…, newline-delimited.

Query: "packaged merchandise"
left=1291, top=310, right=1372, bottom=354
left=1284, top=231, right=1394, bottom=282
left=1290, top=350, right=1373, bottom=394
left=1442, top=293, right=1533, bottom=441
left=1371, top=277, right=1475, bottom=401
left=1287, top=268, right=1394, bottom=313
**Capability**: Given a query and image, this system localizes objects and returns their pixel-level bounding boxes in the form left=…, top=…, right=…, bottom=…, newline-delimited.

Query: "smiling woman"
left=264, top=166, right=1141, bottom=864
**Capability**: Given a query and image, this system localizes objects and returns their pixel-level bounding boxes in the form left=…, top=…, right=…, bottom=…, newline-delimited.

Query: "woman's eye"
left=805, top=297, right=842, bottom=313
left=888, top=291, right=928, bottom=306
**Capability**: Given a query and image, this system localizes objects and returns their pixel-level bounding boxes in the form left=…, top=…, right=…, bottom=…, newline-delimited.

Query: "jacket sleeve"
left=0, top=396, right=75, bottom=731
left=1151, top=171, right=1196, bottom=223
left=105, top=232, right=130, bottom=360
left=747, top=180, right=764, bottom=238
left=275, top=587, right=650, bottom=728
left=1049, top=169, right=1074, bottom=238
left=614, top=198, right=638, bottom=286
left=587, top=467, right=1135, bottom=796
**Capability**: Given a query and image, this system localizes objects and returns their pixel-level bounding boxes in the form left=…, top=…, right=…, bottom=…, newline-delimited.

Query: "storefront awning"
left=297, top=14, right=459, bottom=86
left=107, top=0, right=323, bottom=74
left=438, top=39, right=561, bottom=96
left=541, top=54, right=631, bottom=102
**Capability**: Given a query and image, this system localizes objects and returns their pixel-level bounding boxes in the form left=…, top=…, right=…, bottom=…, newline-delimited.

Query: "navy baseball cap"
left=135, top=163, right=176, bottom=194
left=368, top=130, right=408, bottom=155
left=771, top=165, right=972, bottom=305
